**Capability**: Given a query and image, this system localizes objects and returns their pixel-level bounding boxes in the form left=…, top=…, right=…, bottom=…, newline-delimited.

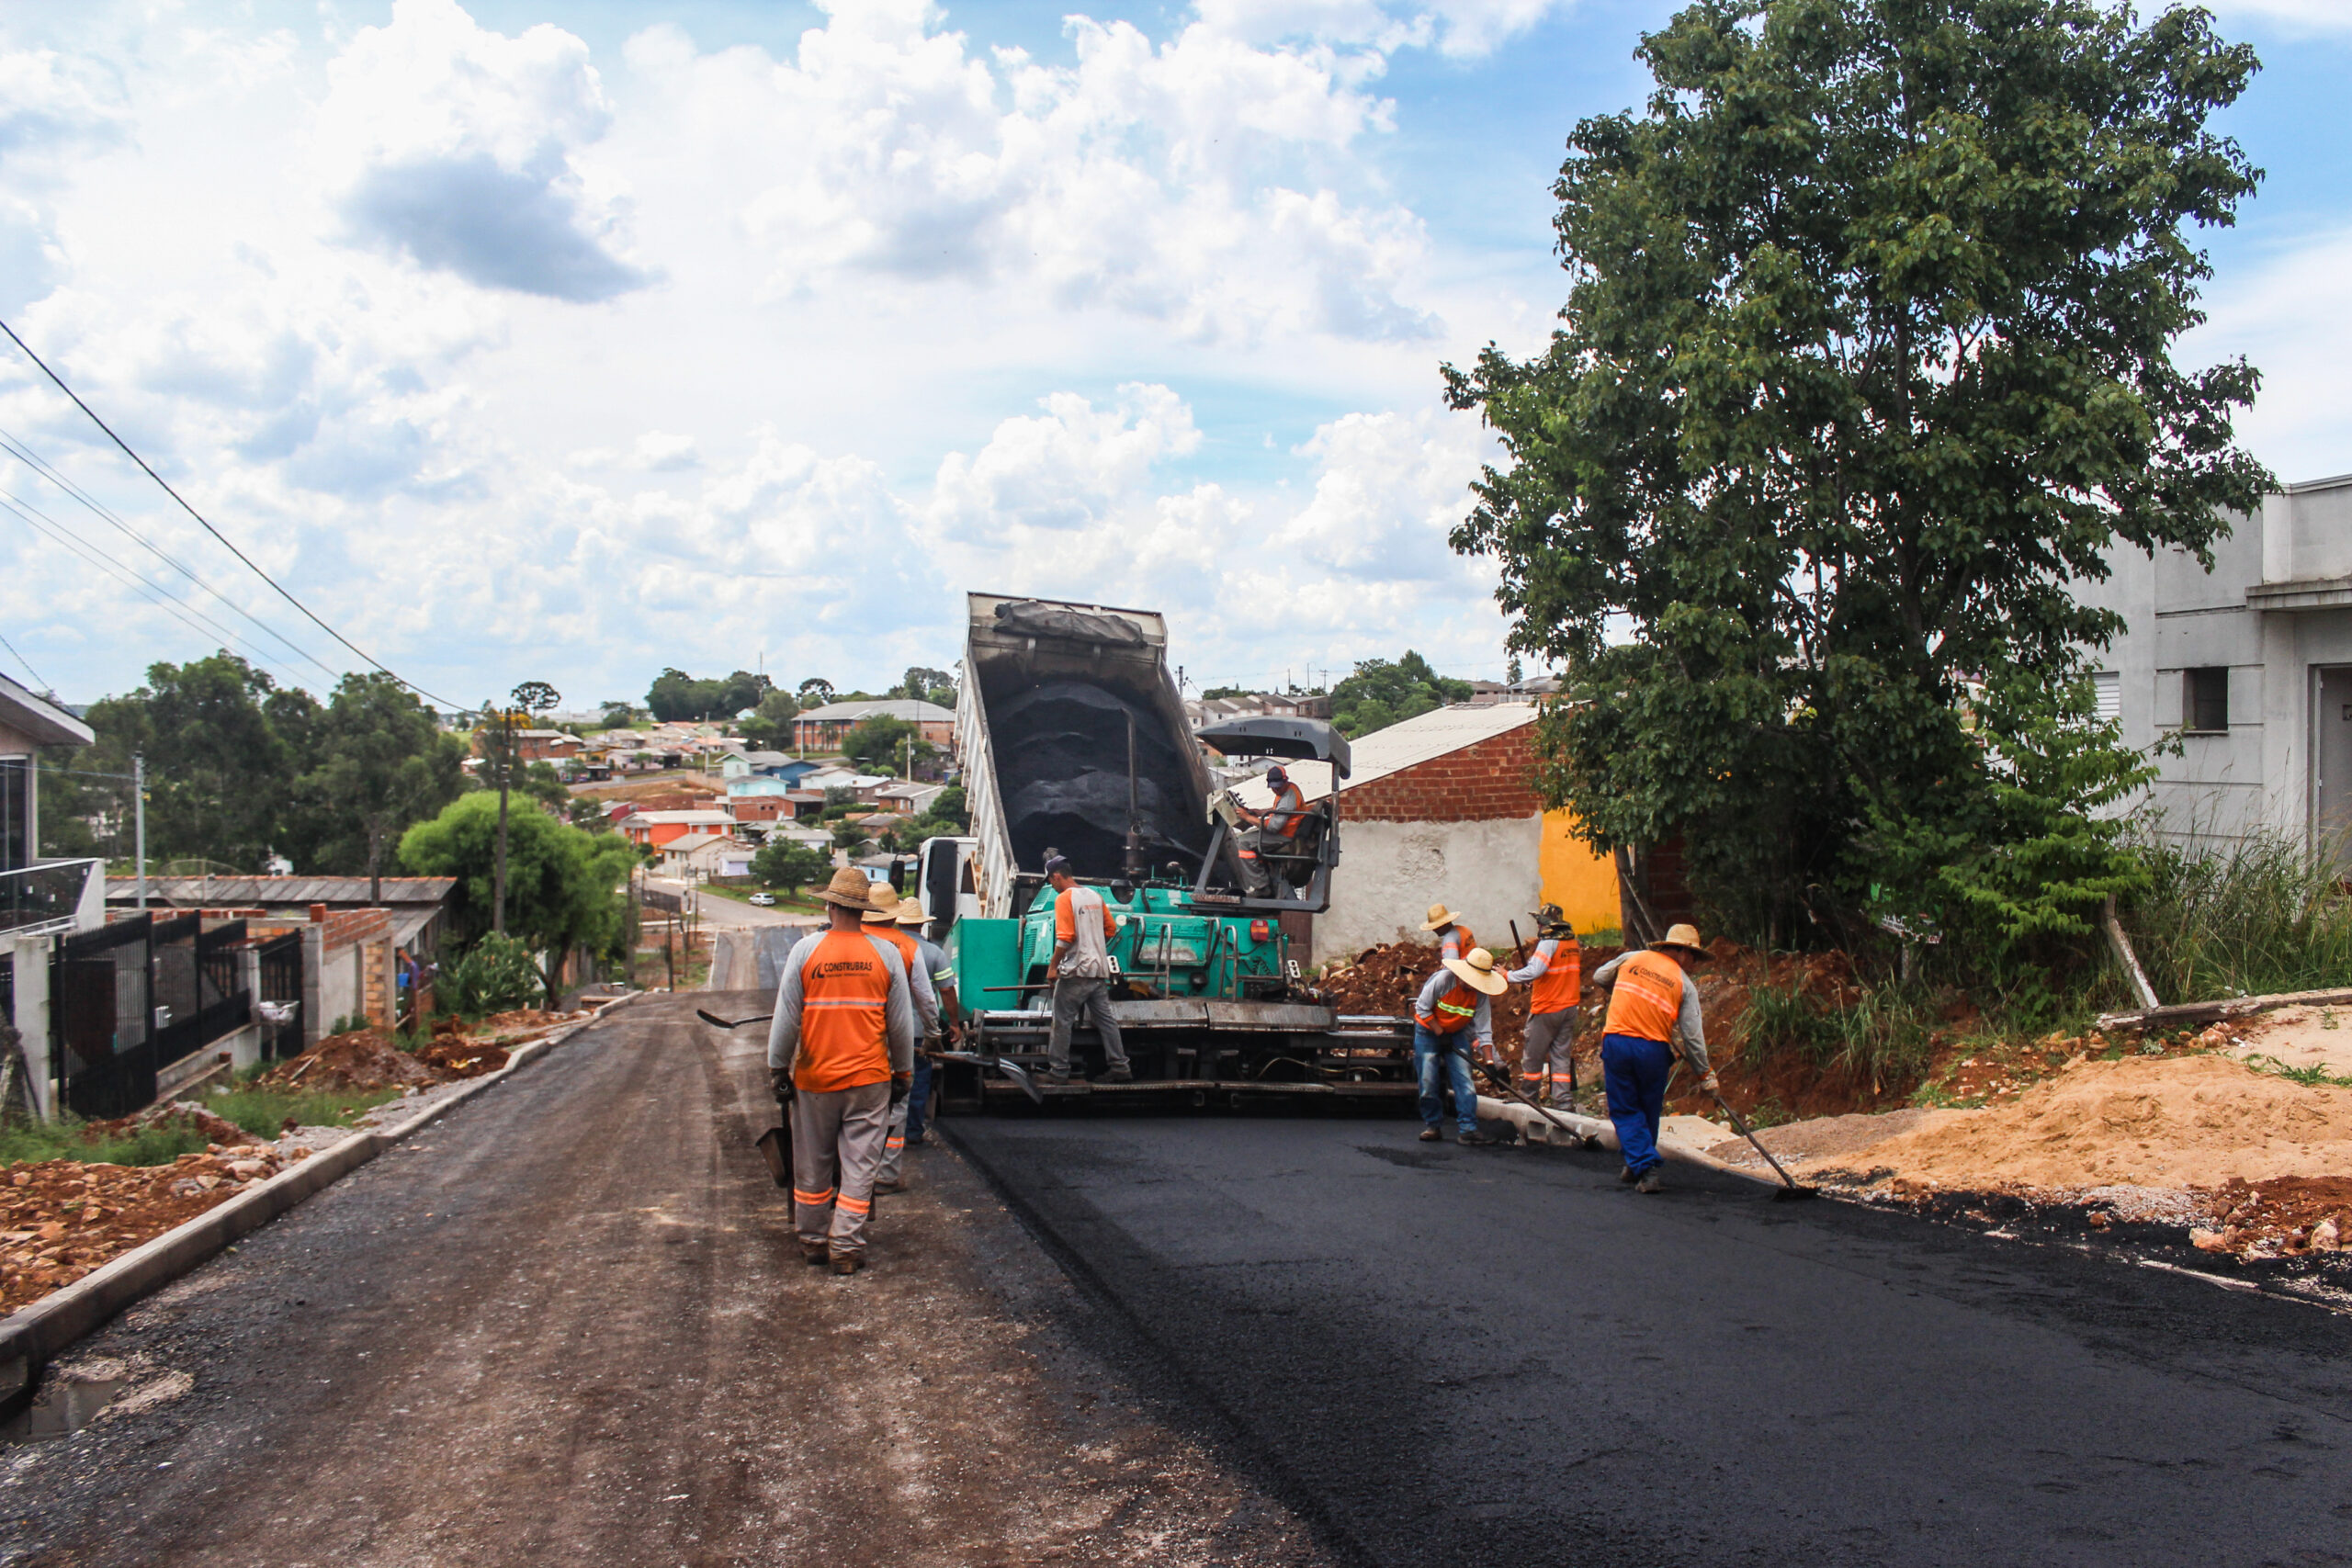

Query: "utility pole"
left=132, top=751, right=146, bottom=911
left=500, top=681, right=560, bottom=938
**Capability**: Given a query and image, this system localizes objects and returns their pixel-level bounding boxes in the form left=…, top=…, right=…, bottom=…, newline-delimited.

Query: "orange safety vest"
left=1264, top=784, right=1306, bottom=839
left=1438, top=923, right=1476, bottom=964
left=1416, top=979, right=1481, bottom=1034
left=1602, top=949, right=1684, bottom=1044
left=1528, top=938, right=1582, bottom=1015
left=793, top=931, right=896, bottom=1093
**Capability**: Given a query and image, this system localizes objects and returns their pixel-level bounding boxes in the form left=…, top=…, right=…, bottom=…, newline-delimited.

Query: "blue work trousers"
left=905, top=1051, right=933, bottom=1144
left=1601, top=1032, right=1673, bottom=1176
left=1413, top=1023, right=1479, bottom=1134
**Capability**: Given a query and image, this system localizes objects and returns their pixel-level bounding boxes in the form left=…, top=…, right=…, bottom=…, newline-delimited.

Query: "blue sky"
left=0, top=0, right=2345, bottom=712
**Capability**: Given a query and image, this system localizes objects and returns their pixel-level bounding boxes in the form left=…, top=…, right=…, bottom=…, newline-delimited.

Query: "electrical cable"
left=0, top=431, right=345, bottom=685
left=0, top=316, right=459, bottom=710
left=0, top=493, right=308, bottom=688
left=0, top=628, right=50, bottom=694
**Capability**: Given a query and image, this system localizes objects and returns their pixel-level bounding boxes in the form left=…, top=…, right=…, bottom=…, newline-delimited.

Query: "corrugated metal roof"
left=1230, top=703, right=1539, bottom=808
left=794, top=699, right=953, bottom=723
left=106, top=875, right=456, bottom=906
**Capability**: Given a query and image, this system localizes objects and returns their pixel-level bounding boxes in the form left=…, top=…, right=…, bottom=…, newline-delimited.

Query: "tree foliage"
left=646, top=667, right=771, bottom=722
left=1329, top=652, right=1472, bottom=739
left=842, top=715, right=935, bottom=775
left=398, top=793, right=636, bottom=1007
left=739, top=687, right=801, bottom=750
left=1444, top=0, right=2268, bottom=956
left=290, top=673, right=467, bottom=900
left=896, top=666, right=956, bottom=707
left=751, top=839, right=831, bottom=895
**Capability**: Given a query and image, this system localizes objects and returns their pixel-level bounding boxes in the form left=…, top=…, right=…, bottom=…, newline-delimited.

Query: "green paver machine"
left=921, top=593, right=1415, bottom=1113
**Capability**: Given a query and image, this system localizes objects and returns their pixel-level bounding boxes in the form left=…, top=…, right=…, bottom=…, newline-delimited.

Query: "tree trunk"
left=368, top=824, right=384, bottom=906
left=1614, top=845, right=1663, bottom=948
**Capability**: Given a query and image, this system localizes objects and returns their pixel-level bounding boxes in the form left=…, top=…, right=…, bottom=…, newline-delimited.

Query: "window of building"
left=2184, top=667, right=2229, bottom=734
left=2092, top=671, right=2120, bottom=724
left=0, top=756, right=26, bottom=872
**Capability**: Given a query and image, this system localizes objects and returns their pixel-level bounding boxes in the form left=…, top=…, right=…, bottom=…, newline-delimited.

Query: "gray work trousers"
left=1047, top=976, right=1129, bottom=1076
left=876, top=1040, right=935, bottom=1188
left=789, top=1081, right=890, bottom=1258
left=1521, top=1009, right=1578, bottom=1104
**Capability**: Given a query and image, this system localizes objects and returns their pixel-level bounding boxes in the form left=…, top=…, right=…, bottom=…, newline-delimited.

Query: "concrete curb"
left=0, top=991, right=643, bottom=1406
left=1474, top=1095, right=1781, bottom=1187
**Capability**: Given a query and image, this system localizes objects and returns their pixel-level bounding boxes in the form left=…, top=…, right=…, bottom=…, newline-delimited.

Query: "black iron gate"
left=54, top=914, right=154, bottom=1120
left=154, top=918, right=250, bottom=1071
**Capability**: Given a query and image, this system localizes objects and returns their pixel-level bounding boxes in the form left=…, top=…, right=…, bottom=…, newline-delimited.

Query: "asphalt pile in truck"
left=989, top=679, right=1211, bottom=879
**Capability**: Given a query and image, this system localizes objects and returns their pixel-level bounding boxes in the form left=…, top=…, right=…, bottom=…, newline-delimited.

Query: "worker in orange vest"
left=1410, top=946, right=1507, bottom=1145
left=1589, top=923, right=1716, bottom=1193
left=1419, top=903, right=1476, bottom=964
left=1044, top=855, right=1134, bottom=1084
left=1234, top=765, right=1308, bottom=896
left=766, top=867, right=918, bottom=1274
left=1507, top=904, right=1581, bottom=1107
left=862, top=884, right=941, bottom=1194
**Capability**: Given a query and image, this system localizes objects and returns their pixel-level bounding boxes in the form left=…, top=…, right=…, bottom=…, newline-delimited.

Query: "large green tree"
left=76, top=653, right=296, bottom=872
left=1329, top=653, right=1471, bottom=739
left=1443, top=0, right=2268, bottom=953
left=842, top=714, right=934, bottom=776
left=646, top=668, right=771, bottom=723
left=287, top=672, right=468, bottom=900
left=398, top=794, right=636, bottom=1007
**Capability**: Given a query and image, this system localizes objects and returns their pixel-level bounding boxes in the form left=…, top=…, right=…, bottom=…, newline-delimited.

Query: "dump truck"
left=922, top=592, right=1415, bottom=1112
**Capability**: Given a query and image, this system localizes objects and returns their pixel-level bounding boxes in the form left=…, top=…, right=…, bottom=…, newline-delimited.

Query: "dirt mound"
left=1803, top=1055, right=2352, bottom=1191
left=411, top=1039, right=511, bottom=1078
left=1317, top=941, right=1607, bottom=1054
left=257, top=1027, right=437, bottom=1091
left=84, top=1100, right=247, bottom=1147
left=1, top=1144, right=302, bottom=1312
left=473, top=1010, right=569, bottom=1039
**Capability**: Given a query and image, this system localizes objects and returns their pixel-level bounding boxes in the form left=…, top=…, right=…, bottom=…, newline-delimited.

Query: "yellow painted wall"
left=1538, top=810, right=1620, bottom=936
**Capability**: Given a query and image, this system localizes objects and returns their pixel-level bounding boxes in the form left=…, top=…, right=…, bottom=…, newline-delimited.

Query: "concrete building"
left=0, top=672, right=102, bottom=944
left=1230, top=704, right=1619, bottom=964
left=2075, top=470, right=2352, bottom=863
left=616, top=809, right=738, bottom=850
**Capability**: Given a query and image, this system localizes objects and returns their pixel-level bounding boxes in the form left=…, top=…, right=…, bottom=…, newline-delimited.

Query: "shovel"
left=697, top=1009, right=771, bottom=1030
left=1709, top=1089, right=1818, bottom=1201
left=933, top=1050, right=1048, bottom=1106
left=1464, top=1054, right=1597, bottom=1148
left=753, top=1120, right=792, bottom=1189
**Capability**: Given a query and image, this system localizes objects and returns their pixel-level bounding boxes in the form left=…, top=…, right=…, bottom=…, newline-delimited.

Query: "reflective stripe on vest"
left=1602, top=949, right=1683, bottom=1043
left=1529, top=937, right=1580, bottom=1014
left=1416, top=981, right=1479, bottom=1034
left=1440, top=924, right=1475, bottom=964
left=794, top=931, right=893, bottom=1093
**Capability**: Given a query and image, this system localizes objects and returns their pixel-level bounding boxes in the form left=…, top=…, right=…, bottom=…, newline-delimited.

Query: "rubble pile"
left=2188, top=1175, right=2352, bottom=1259
left=1316, top=941, right=1627, bottom=1054
left=256, top=1027, right=439, bottom=1091
left=0, top=1143, right=301, bottom=1312
left=84, top=1100, right=248, bottom=1146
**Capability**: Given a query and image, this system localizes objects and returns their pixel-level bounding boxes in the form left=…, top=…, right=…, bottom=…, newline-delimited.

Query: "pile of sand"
left=1803, top=1055, right=2352, bottom=1191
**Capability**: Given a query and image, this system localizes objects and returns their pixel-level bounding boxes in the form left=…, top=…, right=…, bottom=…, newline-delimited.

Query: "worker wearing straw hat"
left=766, top=867, right=917, bottom=1273
left=873, top=892, right=956, bottom=1192
left=1409, top=946, right=1508, bottom=1145
left=1589, top=923, right=1716, bottom=1194
left=1419, top=903, right=1476, bottom=965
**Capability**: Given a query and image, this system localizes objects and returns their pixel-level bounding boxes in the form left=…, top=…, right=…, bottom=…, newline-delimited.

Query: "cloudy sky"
left=0, top=0, right=2345, bottom=712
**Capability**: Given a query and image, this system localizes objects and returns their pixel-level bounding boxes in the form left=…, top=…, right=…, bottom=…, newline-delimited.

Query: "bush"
left=438, top=932, right=541, bottom=1017
left=752, top=840, right=831, bottom=895
left=206, top=1085, right=399, bottom=1139
left=2125, top=825, right=2352, bottom=1003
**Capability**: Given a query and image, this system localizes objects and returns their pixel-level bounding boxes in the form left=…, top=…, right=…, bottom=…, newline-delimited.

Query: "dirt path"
left=0, top=994, right=1328, bottom=1566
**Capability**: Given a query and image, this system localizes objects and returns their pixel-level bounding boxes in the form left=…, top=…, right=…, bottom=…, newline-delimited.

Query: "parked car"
left=748, top=892, right=776, bottom=907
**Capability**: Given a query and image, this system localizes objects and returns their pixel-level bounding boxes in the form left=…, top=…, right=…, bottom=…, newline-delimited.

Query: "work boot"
left=831, top=1253, right=864, bottom=1276
left=1102, top=1065, right=1135, bottom=1083
left=1457, top=1129, right=1496, bottom=1146
left=1619, top=1165, right=1638, bottom=1184
left=1635, top=1170, right=1664, bottom=1194
left=874, top=1179, right=905, bottom=1195
left=1418, top=1126, right=1442, bottom=1143
left=1046, top=1068, right=1072, bottom=1086
left=801, top=1242, right=831, bottom=1266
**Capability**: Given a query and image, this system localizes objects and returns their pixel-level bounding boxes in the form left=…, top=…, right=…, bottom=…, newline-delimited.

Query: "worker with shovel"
left=1589, top=923, right=1716, bottom=1194
left=1411, top=946, right=1508, bottom=1145
left=766, top=867, right=918, bottom=1275
left=1507, top=904, right=1581, bottom=1108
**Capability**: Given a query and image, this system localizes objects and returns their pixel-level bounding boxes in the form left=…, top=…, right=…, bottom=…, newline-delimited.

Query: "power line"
left=0, top=493, right=309, bottom=688
left=0, top=316, right=458, bottom=710
left=0, top=628, right=49, bottom=693
left=0, top=429, right=346, bottom=685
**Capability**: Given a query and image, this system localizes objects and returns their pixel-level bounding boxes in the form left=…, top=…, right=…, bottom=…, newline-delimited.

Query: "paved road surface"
left=643, top=875, right=817, bottom=930
left=948, top=1114, right=2352, bottom=1567
left=0, top=997, right=1326, bottom=1566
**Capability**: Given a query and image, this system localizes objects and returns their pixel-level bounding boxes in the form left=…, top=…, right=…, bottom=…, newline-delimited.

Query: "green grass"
left=700, top=883, right=824, bottom=913
left=0, top=1118, right=212, bottom=1168
left=1736, top=978, right=1939, bottom=1094
left=203, top=1085, right=401, bottom=1139
left=2125, top=826, right=2352, bottom=1003
left=2240, top=1053, right=2352, bottom=1089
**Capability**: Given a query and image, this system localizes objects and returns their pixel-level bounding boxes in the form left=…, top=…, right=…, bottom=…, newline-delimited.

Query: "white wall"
left=1315, top=816, right=1543, bottom=966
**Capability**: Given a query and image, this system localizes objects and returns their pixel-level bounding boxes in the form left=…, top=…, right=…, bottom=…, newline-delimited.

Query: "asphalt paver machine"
left=922, top=593, right=1415, bottom=1113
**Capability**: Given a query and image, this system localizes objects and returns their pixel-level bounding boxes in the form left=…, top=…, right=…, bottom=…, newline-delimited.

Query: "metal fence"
left=154, top=917, right=251, bottom=1071
left=54, top=914, right=155, bottom=1120
left=255, top=931, right=304, bottom=1061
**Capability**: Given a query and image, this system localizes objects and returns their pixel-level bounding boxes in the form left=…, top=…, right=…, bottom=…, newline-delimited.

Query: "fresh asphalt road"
left=946, top=1112, right=2352, bottom=1567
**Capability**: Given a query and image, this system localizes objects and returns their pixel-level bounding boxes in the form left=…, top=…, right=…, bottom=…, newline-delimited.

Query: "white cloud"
left=318, top=0, right=650, bottom=301
left=2187, top=227, right=2352, bottom=487
left=631, top=431, right=700, bottom=471
left=930, top=384, right=1200, bottom=537
left=1193, top=0, right=1567, bottom=56
left=2209, top=0, right=2352, bottom=30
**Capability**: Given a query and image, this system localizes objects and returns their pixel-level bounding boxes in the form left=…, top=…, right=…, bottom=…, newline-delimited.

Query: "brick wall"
left=1339, top=726, right=1544, bottom=824
left=320, top=908, right=390, bottom=953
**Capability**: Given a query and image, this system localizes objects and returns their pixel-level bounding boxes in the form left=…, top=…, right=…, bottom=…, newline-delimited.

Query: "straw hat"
left=894, top=898, right=927, bottom=927
left=1442, top=946, right=1509, bottom=997
left=1649, top=922, right=1709, bottom=959
left=818, top=866, right=876, bottom=910
left=1419, top=902, right=1461, bottom=932
left=862, top=882, right=903, bottom=923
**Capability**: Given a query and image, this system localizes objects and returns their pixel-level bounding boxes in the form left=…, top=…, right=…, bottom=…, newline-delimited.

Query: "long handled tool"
left=1464, top=1051, right=1597, bottom=1148
left=933, top=1050, right=1046, bottom=1106
left=696, top=1008, right=772, bottom=1030
left=1710, top=1089, right=1817, bottom=1201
